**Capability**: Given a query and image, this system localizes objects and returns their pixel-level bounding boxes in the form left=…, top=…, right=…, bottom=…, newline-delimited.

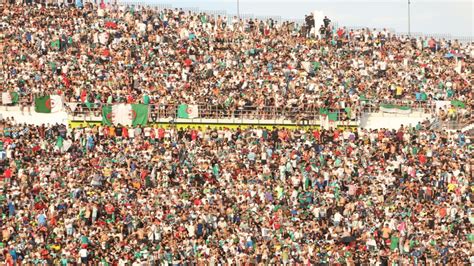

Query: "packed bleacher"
left=0, top=2, right=472, bottom=123
left=0, top=116, right=473, bottom=265
left=0, top=1, right=474, bottom=265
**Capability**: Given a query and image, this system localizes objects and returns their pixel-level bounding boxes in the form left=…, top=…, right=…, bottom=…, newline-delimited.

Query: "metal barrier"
left=438, top=116, right=474, bottom=131
left=395, top=32, right=473, bottom=43
left=113, top=1, right=472, bottom=42
left=0, top=95, right=454, bottom=122
left=66, top=103, right=359, bottom=124
left=0, top=92, right=459, bottom=120
left=2, top=0, right=471, bottom=42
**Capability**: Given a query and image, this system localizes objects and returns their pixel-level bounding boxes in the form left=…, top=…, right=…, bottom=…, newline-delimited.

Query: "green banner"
left=451, top=100, right=465, bottom=108
left=380, top=104, right=412, bottom=114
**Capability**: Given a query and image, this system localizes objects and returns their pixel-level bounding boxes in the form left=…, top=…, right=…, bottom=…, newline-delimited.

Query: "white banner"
left=2, top=92, right=12, bottom=105
left=0, top=110, right=68, bottom=127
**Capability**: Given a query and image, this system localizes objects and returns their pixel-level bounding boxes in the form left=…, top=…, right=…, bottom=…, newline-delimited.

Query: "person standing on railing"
left=20, top=93, right=32, bottom=115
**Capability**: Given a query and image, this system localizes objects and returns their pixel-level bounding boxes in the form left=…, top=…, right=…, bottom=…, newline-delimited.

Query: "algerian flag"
left=380, top=104, right=411, bottom=114
left=11, top=92, right=19, bottom=104
left=34, top=95, right=63, bottom=113
left=328, top=112, right=338, bottom=121
left=1, top=92, right=19, bottom=105
left=51, top=95, right=63, bottom=112
left=102, top=104, right=149, bottom=126
left=81, top=92, right=94, bottom=109
left=451, top=100, right=465, bottom=108
left=177, top=104, right=198, bottom=119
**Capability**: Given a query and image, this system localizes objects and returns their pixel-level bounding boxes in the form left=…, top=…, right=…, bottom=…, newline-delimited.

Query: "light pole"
left=408, top=0, right=411, bottom=37
left=237, top=0, right=240, bottom=19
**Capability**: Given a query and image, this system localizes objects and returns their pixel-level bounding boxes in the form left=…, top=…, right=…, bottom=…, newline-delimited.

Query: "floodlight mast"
left=237, top=0, right=240, bottom=19
left=408, top=0, right=411, bottom=37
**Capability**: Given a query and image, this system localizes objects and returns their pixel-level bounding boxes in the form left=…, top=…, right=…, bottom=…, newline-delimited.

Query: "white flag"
left=2, top=92, right=12, bottom=105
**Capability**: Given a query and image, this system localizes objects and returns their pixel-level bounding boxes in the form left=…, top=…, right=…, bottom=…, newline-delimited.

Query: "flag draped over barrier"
left=102, top=104, right=149, bottom=126
left=35, top=95, right=63, bottom=113
left=177, top=104, right=199, bottom=119
left=319, top=108, right=339, bottom=121
left=2, top=92, right=19, bottom=105
left=379, top=104, right=412, bottom=114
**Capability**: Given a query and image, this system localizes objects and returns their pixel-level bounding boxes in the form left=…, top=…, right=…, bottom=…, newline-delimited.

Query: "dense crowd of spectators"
left=0, top=2, right=472, bottom=122
left=0, top=1, right=473, bottom=265
left=0, top=116, right=472, bottom=265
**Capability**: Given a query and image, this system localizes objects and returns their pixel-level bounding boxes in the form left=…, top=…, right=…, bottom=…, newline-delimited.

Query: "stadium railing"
left=65, top=103, right=359, bottom=123
left=0, top=95, right=451, bottom=120
left=114, top=1, right=472, bottom=43
left=0, top=92, right=459, bottom=120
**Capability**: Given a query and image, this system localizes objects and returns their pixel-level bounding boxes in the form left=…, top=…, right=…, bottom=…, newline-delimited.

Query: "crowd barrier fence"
left=65, top=103, right=358, bottom=124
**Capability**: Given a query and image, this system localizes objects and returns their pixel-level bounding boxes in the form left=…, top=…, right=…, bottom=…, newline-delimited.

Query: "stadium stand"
left=0, top=1, right=473, bottom=265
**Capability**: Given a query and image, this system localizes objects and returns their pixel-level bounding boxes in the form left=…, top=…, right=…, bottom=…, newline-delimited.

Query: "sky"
left=122, top=0, right=473, bottom=37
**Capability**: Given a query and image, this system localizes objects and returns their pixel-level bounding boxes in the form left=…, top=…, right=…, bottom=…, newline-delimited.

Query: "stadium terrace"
left=0, top=1, right=473, bottom=265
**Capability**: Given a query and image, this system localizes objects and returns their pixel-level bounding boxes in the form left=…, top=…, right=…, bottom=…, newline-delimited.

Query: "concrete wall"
left=0, top=106, right=69, bottom=126
left=0, top=105, right=364, bottom=129
left=68, top=115, right=359, bottom=128
left=360, top=111, right=433, bottom=130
